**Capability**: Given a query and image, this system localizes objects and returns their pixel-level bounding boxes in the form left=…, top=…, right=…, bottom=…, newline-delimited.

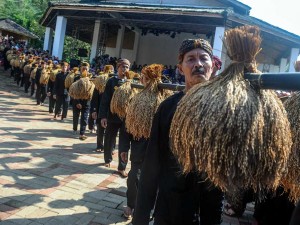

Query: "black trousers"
left=15, top=68, right=21, bottom=85
left=96, top=120, right=105, bottom=149
left=254, top=186, right=295, bottom=225
left=127, top=161, right=142, bottom=209
left=30, top=79, right=36, bottom=96
left=72, top=103, right=90, bottom=135
left=55, top=94, right=69, bottom=119
left=103, top=121, right=130, bottom=171
left=48, top=94, right=56, bottom=113
left=20, top=72, right=25, bottom=87
left=126, top=139, right=148, bottom=209
left=88, top=113, right=95, bottom=130
left=154, top=178, right=223, bottom=225
left=24, top=75, right=31, bottom=93
left=36, top=85, right=47, bottom=104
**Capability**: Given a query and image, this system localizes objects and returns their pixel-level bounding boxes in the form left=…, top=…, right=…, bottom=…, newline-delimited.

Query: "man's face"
left=117, top=64, right=130, bottom=78
left=178, top=48, right=213, bottom=89
left=61, top=65, right=68, bottom=72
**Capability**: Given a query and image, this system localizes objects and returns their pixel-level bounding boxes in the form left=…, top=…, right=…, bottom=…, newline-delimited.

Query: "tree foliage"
left=0, top=0, right=91, bottom=61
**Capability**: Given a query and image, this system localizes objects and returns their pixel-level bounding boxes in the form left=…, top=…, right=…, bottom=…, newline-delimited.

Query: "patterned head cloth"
left=178, top=38, right=213, bottom=63
left=117, top=58, right=130, bottom=68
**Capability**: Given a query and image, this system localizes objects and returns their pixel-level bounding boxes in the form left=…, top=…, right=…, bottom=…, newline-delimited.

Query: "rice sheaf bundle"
left=126, top=64, right=173, bottom=139
left=93, top=74, right=109, bottom=93
left=39, top=69, right=50, bottom=85
left=68, top=77, right=95, bottom=100
left=281, top=91, right=300, bottom=202
left=49, top=68, right=61, bottom=82
left=110, top=80, right=139, bottom=119
left=169, top=25, right=292, bottom=192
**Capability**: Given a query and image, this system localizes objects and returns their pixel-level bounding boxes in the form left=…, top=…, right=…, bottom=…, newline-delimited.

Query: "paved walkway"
left=0, top=69, right=255, bottom=225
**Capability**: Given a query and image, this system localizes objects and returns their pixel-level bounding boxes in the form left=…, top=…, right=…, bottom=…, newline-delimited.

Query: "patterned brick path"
left=0, top=68, right=256, bottom=225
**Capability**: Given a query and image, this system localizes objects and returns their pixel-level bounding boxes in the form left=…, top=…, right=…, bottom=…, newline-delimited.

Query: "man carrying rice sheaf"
left=132, top=39, right=223, bottom=225
left=99, top=58, right=131, bottom=178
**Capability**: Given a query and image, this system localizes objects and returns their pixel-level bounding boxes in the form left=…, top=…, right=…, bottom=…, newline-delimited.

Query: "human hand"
left=76, top=104, right=82, bottom=109
left=92, top=112, right=97, bottom=120
left=120, top=152, right=128, bottom=163
left=101, top=118, right=107, bottom=128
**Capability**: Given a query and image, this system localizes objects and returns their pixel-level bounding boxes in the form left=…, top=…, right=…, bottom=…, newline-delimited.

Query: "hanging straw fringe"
left=126, top=81, right=173, bottom=139
left=169, top=25, right=292, bottom=193
left=110, top=80, right=139, bottom=119
left=93, top=74, right=109, bottom=93
left=68, top=77, right=95, bottom=100
left=281, top=92, right=300, bottom=202
left=39, top=69, right=50, bottom=85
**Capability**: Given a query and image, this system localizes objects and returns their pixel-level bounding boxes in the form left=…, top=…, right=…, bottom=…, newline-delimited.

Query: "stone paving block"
left=84, top=202, right=105, bottom=211
left=102, top=206, right=124, bottom=216
left=91, top=214, right=115, bottom=225
left=98, top=200, right=119, bottom=209
left=75, top=214, right=95, bottom=225
left=6, top=215, right=32, bottom=225
left=15, top=206, right=40, bottom=218
left=0, top=220, right=19, bottom=225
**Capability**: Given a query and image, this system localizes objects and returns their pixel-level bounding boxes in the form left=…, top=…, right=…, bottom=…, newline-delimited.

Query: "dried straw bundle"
left=64, top=72, right=75, bottom=89
left=7, top=54, right=14, bottom=62
left=110, top=80, right=139, bottom=119
left=39, top=69, right=50, bottom=85
left=125, top=64, right=173, bottom=139
left=281, top=92, right=300, bottom=202
left=93, top=74, right=109, bottom=93
left=126, top=82, right=173, bottom=139
left=49, top=68, right=61, bottom=82
left=69, top=77, right=95, bottom=100
left=169, top=26, right=292, bottom=192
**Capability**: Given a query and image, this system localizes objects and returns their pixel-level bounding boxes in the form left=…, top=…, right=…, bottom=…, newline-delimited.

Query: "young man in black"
left=53, top=62, right=69, bottom=121
left=99, top=59, right=131, bottom=178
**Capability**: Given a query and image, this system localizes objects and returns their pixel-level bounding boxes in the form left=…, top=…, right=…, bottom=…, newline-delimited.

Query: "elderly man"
left=99, top=58, right=131, bottom=178
left=132, top=39, right=223, bottom=225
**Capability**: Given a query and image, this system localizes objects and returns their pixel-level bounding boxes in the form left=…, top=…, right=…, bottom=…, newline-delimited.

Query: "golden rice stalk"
left=49, top=69, right=61, bottom=82
left=93, top=74, right=109, bottom=93
left=30, top=68, right=38, bottom=79
left=7, top=54, right=15, bottom=62
left=170, top=25, right=292, bottom=192
left=110, top=80, right=139, bottom=119
left=39, top=69, right=50, bottom=85
left=126, top=81, right=173, bottom=139
left=14, top=59, right=20, bottom=68
left=64, top=72, right=75, bottom=89
left=68, top=77, right=95, bottom=100
left=281, top=92, right=300, bottom=202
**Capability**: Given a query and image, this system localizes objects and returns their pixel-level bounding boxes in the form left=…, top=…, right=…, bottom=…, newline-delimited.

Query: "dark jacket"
left=35, top=68, right=42, bottom=85
left=53, top=71, right=69, bottom=96
left=47, top=79, right=54, bottom=93
left=99, top=76, right=122, bottom=123
left=133, top=92, right=222, bottom=225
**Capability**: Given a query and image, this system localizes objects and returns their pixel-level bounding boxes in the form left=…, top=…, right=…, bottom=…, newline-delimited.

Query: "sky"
left=237, top=0, right=299, bottom=36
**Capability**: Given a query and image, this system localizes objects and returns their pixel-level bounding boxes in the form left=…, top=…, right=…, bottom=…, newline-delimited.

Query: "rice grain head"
left=69, top=77, right=95, bottom=100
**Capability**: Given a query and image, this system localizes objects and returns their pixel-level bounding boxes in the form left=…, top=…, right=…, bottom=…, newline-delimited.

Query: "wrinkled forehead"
left=184, top=48, right=212, bottom=58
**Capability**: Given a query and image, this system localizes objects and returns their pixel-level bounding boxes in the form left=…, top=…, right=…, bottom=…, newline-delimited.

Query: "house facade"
left=40, top=0, right=300, bottom=72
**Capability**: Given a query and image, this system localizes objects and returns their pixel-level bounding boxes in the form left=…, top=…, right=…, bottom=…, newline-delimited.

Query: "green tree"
left=0, top=0, right=90, bottom=59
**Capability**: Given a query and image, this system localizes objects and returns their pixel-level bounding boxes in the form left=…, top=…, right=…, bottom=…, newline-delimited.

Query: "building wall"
left=105, top=32, right=208, bottom=66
